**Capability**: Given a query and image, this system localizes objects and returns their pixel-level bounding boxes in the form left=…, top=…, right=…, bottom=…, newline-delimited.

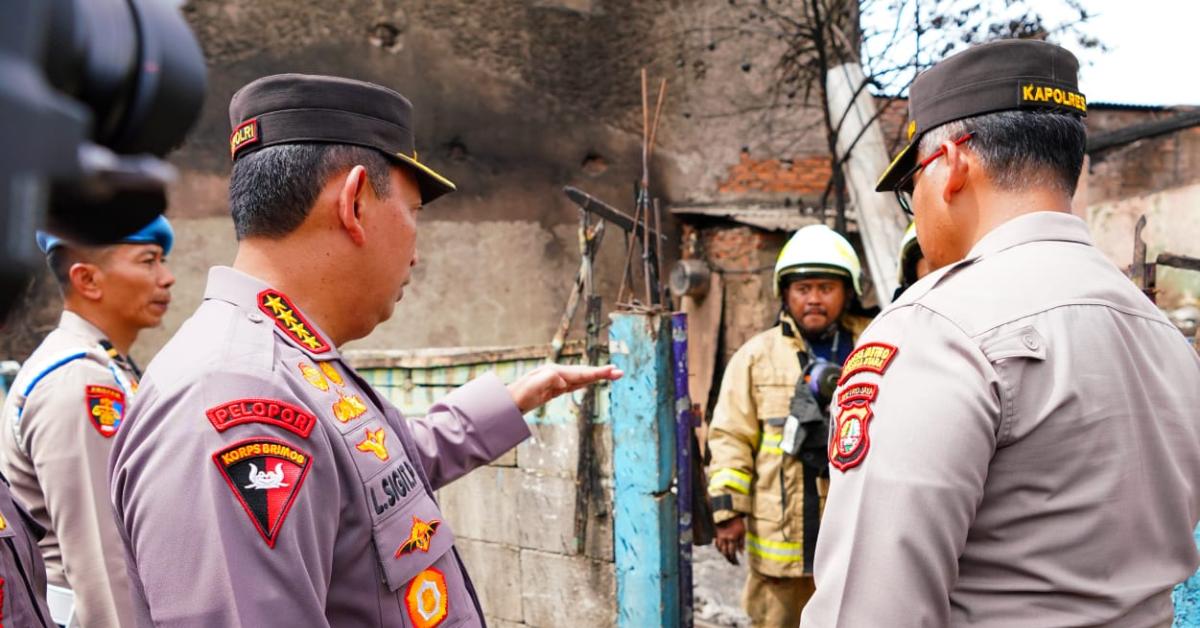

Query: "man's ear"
left=68, top=263, right=103, bottom=301
left=336, top=165, right=370, bottom=246
left=940, top=139, right=970, bottom=204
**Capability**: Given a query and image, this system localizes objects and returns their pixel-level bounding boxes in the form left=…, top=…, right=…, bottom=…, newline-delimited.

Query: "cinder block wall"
left=351, top=346, right=617, bottom=627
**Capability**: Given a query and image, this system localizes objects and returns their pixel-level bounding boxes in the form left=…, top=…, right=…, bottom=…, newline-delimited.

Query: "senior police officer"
left=707, top=224, right=872, bottom=627
left=108, top=74, right=621, bottom=627
left=802, top=40, right=1200, bottom=627
left=1, top=217, right=175, bottom=627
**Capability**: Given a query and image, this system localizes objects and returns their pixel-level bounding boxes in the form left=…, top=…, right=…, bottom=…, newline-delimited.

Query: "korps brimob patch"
left=213, top=438, right=312, bottom=547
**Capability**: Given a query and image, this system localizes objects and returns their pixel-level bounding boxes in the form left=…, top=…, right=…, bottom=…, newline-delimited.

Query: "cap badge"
left=906, top=120, right=917, bottom=140
left=229, top=118, right=260, bottom=159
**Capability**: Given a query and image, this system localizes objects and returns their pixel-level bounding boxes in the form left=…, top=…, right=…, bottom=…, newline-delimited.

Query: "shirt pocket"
left=370, top=490, right=473, bottom=628
left=754, top=383, right=793, bottom=423
left=979, top=325, right=1048, bottom=446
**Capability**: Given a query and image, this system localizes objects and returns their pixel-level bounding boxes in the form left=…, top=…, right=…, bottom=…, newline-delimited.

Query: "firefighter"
left=892, top=222, right=930, bottom=300
left=706, top=224, right=873, bottom=627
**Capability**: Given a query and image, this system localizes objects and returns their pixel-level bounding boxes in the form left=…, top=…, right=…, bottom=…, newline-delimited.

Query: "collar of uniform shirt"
left=201, top=265, right=343, bottom=360
left=58, top=310, right=109, bottom=346
left=962, top=211, right=1094, bottom=263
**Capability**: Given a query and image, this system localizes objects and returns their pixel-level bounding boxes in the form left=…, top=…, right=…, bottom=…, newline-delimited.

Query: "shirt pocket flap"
left=980, top=325, right=1047, bottom=362
left=373, top=492, right=457, bottom=592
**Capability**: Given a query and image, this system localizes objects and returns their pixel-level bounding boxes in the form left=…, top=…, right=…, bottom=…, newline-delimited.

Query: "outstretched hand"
left=507, top=364, right=624, bottom=413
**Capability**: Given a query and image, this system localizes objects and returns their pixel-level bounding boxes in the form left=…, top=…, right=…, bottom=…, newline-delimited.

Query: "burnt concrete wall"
left=141, top=0, right=824, bottom=365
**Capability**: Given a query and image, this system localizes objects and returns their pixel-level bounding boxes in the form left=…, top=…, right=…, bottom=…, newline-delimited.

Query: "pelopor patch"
left=206, top=398, right=316, bottom=439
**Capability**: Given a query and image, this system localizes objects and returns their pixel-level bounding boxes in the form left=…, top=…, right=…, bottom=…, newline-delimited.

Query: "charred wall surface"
left=2, top=0, right=832, bottom=364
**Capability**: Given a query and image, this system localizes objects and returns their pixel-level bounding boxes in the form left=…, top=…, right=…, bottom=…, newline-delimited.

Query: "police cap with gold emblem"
left=875, top=40, right=1086, bottom=192
left=228, top=74, right=456, bottom=204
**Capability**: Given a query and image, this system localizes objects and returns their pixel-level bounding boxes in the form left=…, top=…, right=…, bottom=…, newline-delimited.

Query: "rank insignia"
left=213, top=438, right=312, bottom=548
left=405, top=567, right=449, bottom=628
left=318, top=361, right=344, bottom=387
left=355, top=427, right=389, bottom=461
left=258, top=289, right=331, bottom=354
left=298, top=362, right=329, bottom=392
left=829, top=404, right=873, bottom=471
left=206, top=398, right=316, bottom=439
left=85, top=385, right=125, bottom=438
left=332, top=392, right=368, bottom=423
left=395, top=516, right=441, bottom=557
left=839, top=342, right=899, bottom=385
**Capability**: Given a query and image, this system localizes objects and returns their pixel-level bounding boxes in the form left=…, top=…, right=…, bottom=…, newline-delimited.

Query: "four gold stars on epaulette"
left=257, top=289, right=331, bottom=354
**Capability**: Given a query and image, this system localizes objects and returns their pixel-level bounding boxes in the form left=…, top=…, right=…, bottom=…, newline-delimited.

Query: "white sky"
left=1058, top=0, right=1200, bottom=106
left=862, top=0, right=1200, bottom=106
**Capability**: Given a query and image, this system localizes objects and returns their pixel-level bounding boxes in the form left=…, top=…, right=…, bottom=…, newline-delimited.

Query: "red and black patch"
left=229, top=118, right=260, bottom=159
left=829, top=404, right=874, bottom=471
left=258, top=289, right=331, bottom=354
left=206, top=398, right=316, bottom=439
left=838, top=342, right=899, bottom=385
left=836, top=382, right=878, bottom=407
left=213, top=438, right=312, bottom=548
left=85, top=385, right=125, bottom=438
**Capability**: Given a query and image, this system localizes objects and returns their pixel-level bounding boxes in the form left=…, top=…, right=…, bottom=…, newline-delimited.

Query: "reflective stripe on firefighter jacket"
left=707, top=312, right=871, bottom=577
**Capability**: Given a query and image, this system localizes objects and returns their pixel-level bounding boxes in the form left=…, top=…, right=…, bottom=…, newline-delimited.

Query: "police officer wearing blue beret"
left=0, top=216, right=175, bottom=627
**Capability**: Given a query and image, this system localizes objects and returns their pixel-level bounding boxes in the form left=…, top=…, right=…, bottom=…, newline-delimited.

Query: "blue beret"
left=36, top=216, right=175, bottom=256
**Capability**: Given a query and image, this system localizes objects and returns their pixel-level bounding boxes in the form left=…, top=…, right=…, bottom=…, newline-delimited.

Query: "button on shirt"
left=803, top=212, right=1200, bottom=627
left=109, top=266, right=531, bottom=627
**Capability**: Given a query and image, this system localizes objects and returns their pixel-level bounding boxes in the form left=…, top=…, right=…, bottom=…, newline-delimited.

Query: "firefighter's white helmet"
left=774, top=224, right=862, bottom=297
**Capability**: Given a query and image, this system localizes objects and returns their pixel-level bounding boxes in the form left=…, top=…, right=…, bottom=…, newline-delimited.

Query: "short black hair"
left=45, top=245, right=111, bottom=293
left=918, top=110, right=1087, bottom=197
left=229, top=143, right=394, bottom=240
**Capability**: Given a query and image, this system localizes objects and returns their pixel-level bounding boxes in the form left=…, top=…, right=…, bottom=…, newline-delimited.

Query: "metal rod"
left=670, top=312, right=694, bottom=628
left=563, top=186, right=666, bottom=242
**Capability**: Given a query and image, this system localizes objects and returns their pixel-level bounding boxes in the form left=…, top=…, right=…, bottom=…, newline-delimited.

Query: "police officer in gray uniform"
left=109, top=74, right=621, bottom=627
left=802, top=40, right=1200, bottom=627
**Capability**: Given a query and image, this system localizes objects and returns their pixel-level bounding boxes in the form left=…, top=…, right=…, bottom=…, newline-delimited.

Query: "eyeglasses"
left=893, top=132, right=974, bottom=216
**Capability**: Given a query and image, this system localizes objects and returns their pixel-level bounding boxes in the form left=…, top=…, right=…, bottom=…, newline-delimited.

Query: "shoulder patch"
left=213, top=438, right=312, bottom=548
left=86, top=385, right=125, bottom=438
left=405, top=567, right=449, bottom=628
left=839, top=342, right=898, bottom=385
left=829, top=404, right=873, bottom=471
left=836, top=382, right=878, bottom=407
left=258, top=289, right=331, bottom=354
left=206, top=399, right=317, bottom=439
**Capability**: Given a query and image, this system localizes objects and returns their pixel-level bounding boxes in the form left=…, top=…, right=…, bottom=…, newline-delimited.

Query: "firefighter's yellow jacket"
left=707, top=311, right=871, bottom=577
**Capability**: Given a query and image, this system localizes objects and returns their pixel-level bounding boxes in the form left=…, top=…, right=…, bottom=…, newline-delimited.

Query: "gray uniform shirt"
left=803, top=212, right=1200, bottom=627
left=0, top=311, right=137, bottom=627
left=109, top=266, right=531, bottom=627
